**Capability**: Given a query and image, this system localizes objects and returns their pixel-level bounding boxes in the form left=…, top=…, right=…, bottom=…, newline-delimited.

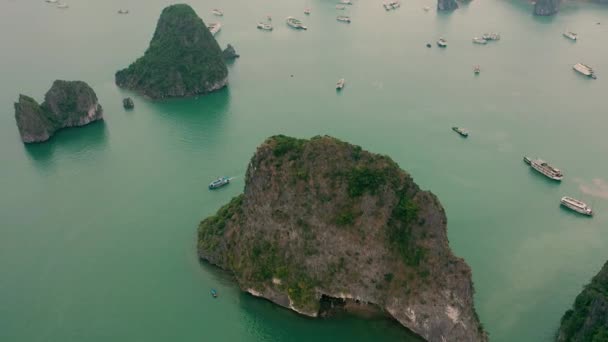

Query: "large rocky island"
left=558, top=260, right=608, bottom=341
left=14, top=80, right=103, bottom=143
left=198, top=135, right=487, bottom=342
left=115, top=4, right=228, bottom=99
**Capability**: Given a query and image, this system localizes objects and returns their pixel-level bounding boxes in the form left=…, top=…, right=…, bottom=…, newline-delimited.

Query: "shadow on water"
left=23, top=120, right=109, bottom=166
left=197, top=259, right=423, bottom=342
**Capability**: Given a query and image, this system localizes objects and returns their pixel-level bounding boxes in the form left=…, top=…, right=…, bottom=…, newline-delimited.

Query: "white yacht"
left=437, top=38, right=447, bottom=47
left=560, top=196, right=593, bottom=216
left=472, top=37, right=488, bottom=44
left=257, top=22, right=273, bottom=31
left=337, top=15, right=351, bottom=23
left=286, top=16, right=307, bottom=30
left=563, top=31, right=577, bottom=41
left=336, top=78, right=345, bottom=90
left=573, top=63, right=597, bottom=79
left=212, top=9, right=224, bottom=16
left=207, top=22, right=222, bottom=36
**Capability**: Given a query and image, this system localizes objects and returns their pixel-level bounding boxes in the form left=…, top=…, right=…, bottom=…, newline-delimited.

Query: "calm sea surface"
left=1, top=0, right=607, bottom=341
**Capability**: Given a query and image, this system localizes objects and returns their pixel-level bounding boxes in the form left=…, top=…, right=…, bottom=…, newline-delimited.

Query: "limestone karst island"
left=3, top=1, right=608, bottom=342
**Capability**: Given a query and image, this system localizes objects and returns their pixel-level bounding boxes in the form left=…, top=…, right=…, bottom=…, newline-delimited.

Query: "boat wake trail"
left=576, top=178, right=608, bottom=199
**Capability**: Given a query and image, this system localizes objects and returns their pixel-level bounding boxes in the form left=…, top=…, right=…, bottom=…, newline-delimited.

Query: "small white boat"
left=437, top=37, right=447, bottom=47
left=257, top=22, right=273, bottom=31
left=336, top=78, right=345, bottom=90
left=117, top=9, right=129, bottom=14
left=286, top=16, right=307, bottom=30
left=482, top=33, right=500, bottom=41
left=474, top=65, right=481, bottom=74
left=383, top=1, right=400, bottom=10
left=207, top=22, right=222, bottom=36
left=573, top=63, right=597, bottom=79
left=561, top=196, right=593, bottom=216
left=304, top=8, right=311, bottom=15
left=336, top=5, right=346, bottom=9
left=563, top=31, right=577, bottom=41
left=340, top=0, right=353, bottom=4
left=423, top=6, right=431, bottom=11
left=56, top=2, right=68, bottom=8
left=472, top=37, right=488, bottom=44
left=212, top=9, right=224, bottom=16
left=336, top=15, right=351, bottom=23
left=45, top=0, right=58, bottom=3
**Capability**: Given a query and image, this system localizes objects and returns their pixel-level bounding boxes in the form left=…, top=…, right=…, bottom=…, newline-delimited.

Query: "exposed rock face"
left=14, top=80, right=103, bottom=143
left=223, top=44, right=240, bottom=60
left=534, top=0, right=560, bottom=16
left=115, top=4, right=228, bottom=99
left=437, top=0, right=459, bottom=11
left=558, top=261, right=608, bottom=341
left=198, top=135, right=487, bottom=342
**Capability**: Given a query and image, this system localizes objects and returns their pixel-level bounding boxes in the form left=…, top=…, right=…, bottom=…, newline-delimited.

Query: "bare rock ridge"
left=534, top=0, right=560, bottom=16
left=198, top=135, right=487, bottom=342
left=115, top=4, right=228, bottom=99
left=14, top=80, right=103, bottom=143
left=437, top=0, right=459, bottom=11
left=557, top=260, right=608, bottom=341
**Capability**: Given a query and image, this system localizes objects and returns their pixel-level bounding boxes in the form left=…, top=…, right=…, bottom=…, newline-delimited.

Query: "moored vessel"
left=560, top=196, right=593, bottom=216
left=452, top=127, right=469, bottom=137
left=257, top=22, right=273, bottom=31
left=473, top=65, right=481, bottom=74
left=336, top=78, right=345, bottom=90
left=117, top=9, right=129, bottom=14
left=437, top=38, right=447, bottom=47
left=482, top=33, right=500, bottom=41
left=286, top=16, right=307, bottom=30
left=573, top=63, right=597, bottom=79
left=472, top=37, right=488, bottom=44
left=337, top=15, right=351, bottom=23
left=336, top=5, right=346, bottom=9
left=212, top=8, right=224, bottom=16
left=304, top=8, right=311, bottom=15
left=563, top=31, right=577, bottom=41
left=209, top=177, right=230, bottom=190
left=525, top=157, right=564, bottom=181
left=207, top=22, right=222, bottom=36
left=340, top=0, right=353, bottom=4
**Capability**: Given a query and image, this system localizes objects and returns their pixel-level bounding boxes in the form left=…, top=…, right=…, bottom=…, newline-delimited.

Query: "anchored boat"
left=286, top=16, right=307, bottom=30
left=207, top=22, right=222, bottom=36
left=560, top=196, right=593, bottom=216
left=482, top=33, right=500, bottom=41
left=474, top=65, right=481, bottom=74
left=211, top=289, right=219, bottom=298
left=209, top=177, right=230, bottom=190
left=437, top=38, right=447, bottom=47
left=336, top=78, right=345, bottom=90
left=304, top=8, right=311, bottom=15
left=524, top=157, right=564, bottom=181
left=337, top=15, right=351, bottom=23
left=212, top=9, right=224, bottom=16
left=336, top=5, right=346, bottom=9
left=257, top=22, right=273, bottom=31
left=452, top=127, right=469, bottom=137
left=563, top=31, right=577, bottom=41
left=573, top=63, right=597, bottom=79
left=472, top=37, right=488, bottom=44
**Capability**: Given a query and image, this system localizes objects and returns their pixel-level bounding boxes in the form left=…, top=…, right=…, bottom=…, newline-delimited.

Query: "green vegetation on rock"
left=558, top=261, right=608, bottom=342
left=14, top=80, right=103, bottom=143
left=115, top=4, right=228, bottom=99
left=197, top=135, right=486, bottom=342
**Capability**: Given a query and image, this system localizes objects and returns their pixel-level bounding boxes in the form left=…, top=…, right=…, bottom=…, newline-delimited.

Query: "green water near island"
left=1, top=0, right=608, bottom=341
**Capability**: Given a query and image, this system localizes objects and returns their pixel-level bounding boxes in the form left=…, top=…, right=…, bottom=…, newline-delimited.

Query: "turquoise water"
left=1, top=0, right=608, bottom=341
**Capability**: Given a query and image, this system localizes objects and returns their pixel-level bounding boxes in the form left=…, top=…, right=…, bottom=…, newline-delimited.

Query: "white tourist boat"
left=304, top=8, right=311, bottom=15
left=423, top=6, right=431, bottom=11
left=523, top=157, right=564, bottom=181
left=560, top=196, right=593, bottom=216
left=337, top=15, right=351, bottom=23
left=286, top=16, right=307, bottom=30
left=482, top=33, right=501, bottom=41
left=563, top=31, right=577, bottom=41
left=472, top=37, right=488, bottom=44
left=340, top=0, right=353, bottom=5
left=257, top=22, right=273, bottom=31
left=56, top=2, right=68, bottom=8
left=212, top=9, right=224, bottom=16
left=336, top=78, right=345, bottom=90
left=207, top=22, right=222, bottom=36
left=336, top=5, right=346, bottom=9
left=573, top=63, right=596, bottom=79
left=437, top=37, right=447, bottom=47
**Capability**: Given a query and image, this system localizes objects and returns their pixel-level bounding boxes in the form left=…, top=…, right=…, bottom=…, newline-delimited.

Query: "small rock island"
left=534, top=0, right=560, bottom=16
left=198, top=135, right=487, bottom=342
left=14, top=80, right=103, bottom=143
left=115, top=4, right=228, bottom=99
left=223, top=44, right=240, bottom=60
left=558, top=260, right=608, bottom=341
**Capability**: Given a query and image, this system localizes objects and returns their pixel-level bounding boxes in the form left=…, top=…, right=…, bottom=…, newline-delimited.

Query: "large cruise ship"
left=524, top=157, right=564, bottom=181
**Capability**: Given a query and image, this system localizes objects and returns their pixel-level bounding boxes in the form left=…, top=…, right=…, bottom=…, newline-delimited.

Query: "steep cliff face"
left=534, top=0, right=560, bottom=16
left=198, top=135, right=487, bottom=342
left=14, top=80, right=103, bottom=143
left=437, top=0, right=459, bottom=11
left=558, top=261, right=608, bottom=341
left=115, top=4, right=228, bottom=99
